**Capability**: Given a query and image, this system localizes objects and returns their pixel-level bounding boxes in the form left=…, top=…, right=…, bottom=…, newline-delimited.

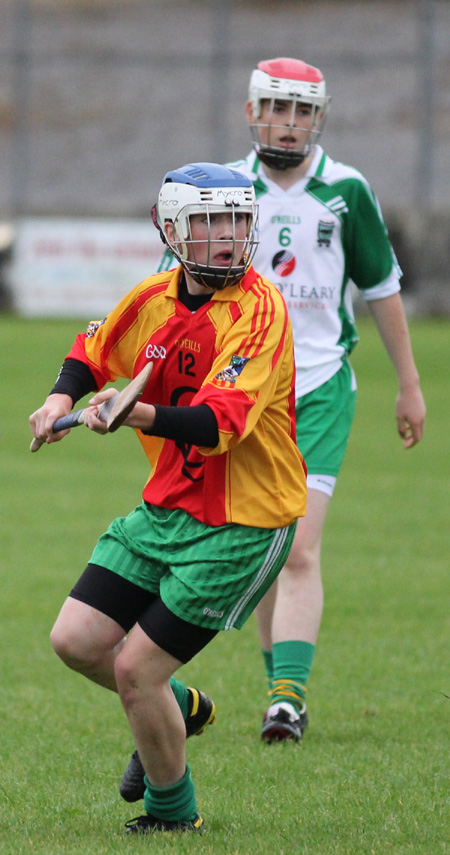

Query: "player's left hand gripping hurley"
left=30, top=362, right=153, bottom=453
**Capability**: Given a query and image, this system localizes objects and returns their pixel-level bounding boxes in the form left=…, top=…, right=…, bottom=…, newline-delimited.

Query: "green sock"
left=261, top=649, right=274, bottom=692
left=169, top=676, right=189, bottom=719
left=144, top=764, right=197, bottom=822
left=270, top=640, right=315, bottom=711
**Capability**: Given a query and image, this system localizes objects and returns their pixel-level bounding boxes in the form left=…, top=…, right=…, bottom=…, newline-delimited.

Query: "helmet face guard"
left=248, top=59, right=331, bottom=170
left=156, top=163, right=259, bottom=290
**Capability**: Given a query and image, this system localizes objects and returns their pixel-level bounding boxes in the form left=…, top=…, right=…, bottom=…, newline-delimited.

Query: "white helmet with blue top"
left=155, top=162, right=258, bottom=290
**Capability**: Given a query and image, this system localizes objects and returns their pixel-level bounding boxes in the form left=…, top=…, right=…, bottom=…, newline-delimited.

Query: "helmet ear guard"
left=154, top=163, right=259, bottom=290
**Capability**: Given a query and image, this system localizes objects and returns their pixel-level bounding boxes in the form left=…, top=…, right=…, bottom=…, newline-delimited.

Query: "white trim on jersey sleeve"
left=359, top=268, right=402, bottom=301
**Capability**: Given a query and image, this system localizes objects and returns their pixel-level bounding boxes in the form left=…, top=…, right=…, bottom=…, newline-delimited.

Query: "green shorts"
left=296, top=360, right=357, bottom=480
left=90, top=503, right=296, bottom=631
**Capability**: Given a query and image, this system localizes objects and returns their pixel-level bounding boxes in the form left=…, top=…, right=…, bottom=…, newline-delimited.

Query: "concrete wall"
left=1, top=0, right=449, bottom=311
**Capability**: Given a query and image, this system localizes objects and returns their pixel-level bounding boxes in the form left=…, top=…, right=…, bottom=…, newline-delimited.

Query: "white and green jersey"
left=228, top=147, right=402, bottom=397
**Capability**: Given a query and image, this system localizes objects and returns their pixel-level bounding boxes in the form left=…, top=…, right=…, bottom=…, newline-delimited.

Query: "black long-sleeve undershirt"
left=145, top=404, right=218, bottom=447
left=50, top=357, right=96, bottom=404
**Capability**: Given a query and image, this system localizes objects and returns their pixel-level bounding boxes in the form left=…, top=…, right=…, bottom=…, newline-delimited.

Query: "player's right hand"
left=29, top=393, right=74, bottom=445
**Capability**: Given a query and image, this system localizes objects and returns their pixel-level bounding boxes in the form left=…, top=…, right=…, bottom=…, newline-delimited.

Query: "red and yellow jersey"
left=67, top=265, right=307, bottom=528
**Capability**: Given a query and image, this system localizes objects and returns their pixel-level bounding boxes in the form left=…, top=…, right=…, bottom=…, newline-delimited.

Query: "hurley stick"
left=30, top=362, right=153, bottom=452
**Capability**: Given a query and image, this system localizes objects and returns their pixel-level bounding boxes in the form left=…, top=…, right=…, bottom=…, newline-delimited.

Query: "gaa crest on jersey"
left=86, top=318, right=106, bottom=338
left=215, top=355, right=249, bottom=383
left=272, top=249, right=296, bottom=277
left=317, top=219, right=335, bottom=247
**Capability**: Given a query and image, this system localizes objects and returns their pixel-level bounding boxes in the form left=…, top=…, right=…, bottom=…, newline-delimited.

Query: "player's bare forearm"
left=367, top=294, right=426, bottom=448
left=123, top=402, right=156, bottom=431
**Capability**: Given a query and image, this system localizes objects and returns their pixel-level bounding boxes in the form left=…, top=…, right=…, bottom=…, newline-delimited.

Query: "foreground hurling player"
left=29, top=163, right=306, bottom=834
left=227, top=58, right=426, bottom=742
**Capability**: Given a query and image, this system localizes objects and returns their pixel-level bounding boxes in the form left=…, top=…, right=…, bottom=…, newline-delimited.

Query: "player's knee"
left=114, top=651, right=131, bottom=693
left=114, top=650, right=145, bottom=709
left=114, top=647, right=163, bottom=710
left=284, top=541, right=320, bottom=578
left=50, top=622, right=93, bottom=670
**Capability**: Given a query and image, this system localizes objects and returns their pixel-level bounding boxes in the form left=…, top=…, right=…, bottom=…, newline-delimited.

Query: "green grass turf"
left=1, top=315, right=449, bottom=854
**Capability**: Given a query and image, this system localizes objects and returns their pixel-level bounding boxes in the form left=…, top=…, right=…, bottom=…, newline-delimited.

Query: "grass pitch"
left=1, top=315, right=449, bottom=854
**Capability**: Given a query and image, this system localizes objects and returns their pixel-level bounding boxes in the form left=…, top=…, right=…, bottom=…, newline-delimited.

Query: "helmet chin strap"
left=257, top=147, right=307, bottom=171
left=184, top=261, right=248, bottom=291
